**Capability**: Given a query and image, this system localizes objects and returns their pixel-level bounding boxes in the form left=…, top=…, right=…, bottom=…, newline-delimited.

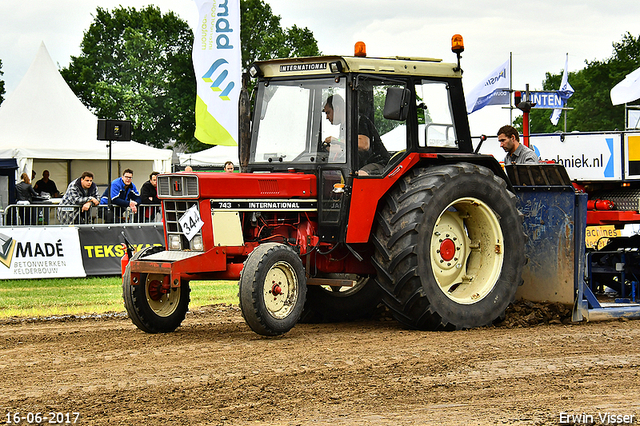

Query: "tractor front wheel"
left=239, top=243, right=307, bottom=336
left=123, top=246, right=190, bottom=333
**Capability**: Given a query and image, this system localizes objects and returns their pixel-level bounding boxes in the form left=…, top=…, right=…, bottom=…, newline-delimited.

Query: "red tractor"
left=122, top=37, right=525, bottom=335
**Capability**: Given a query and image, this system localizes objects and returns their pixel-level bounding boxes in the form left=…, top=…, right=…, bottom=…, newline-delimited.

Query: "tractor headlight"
left=190, top=235, right=204, bottom=251
left=169, top=234, right=182, bottom=250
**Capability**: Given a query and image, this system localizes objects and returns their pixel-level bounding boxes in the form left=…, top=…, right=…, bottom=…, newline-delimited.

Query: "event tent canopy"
left=0, top=42, right=172, bottom=190
left=179, top=144, right=239, bottom=168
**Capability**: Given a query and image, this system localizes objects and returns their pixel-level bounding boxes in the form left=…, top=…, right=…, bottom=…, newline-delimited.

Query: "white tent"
left=179, top=144, right=239, bottom=168
left=0, top=42, right=172, bottom=191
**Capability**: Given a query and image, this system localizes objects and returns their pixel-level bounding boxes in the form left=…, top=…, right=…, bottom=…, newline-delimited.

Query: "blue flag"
left=466, top=60, right=510, bottom=114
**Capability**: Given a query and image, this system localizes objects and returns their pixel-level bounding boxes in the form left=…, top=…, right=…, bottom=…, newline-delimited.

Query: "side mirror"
left=383, top=87, right=411, bottom=121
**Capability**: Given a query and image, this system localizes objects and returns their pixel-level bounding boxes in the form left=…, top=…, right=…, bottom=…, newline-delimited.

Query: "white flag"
left=610, top=66, right=640, bottom=106
left=192, top=0, right=241, bottom=146
left=466, top=60, right=510, bottom=114
left=550, top=54, right=574, bottom=125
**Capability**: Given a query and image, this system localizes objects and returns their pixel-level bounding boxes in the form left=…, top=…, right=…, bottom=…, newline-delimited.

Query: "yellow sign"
left=585, top=225, right=620, bottom=249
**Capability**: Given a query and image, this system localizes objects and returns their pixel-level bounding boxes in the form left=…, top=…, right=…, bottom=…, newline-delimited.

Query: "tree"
left=61, top=6, right=196, bottom=149
left=525, top=32, right=640, bottom=133
left=0, top=59, right=6, bottom=105
left=240, top=0, right=321, bottom=71
left=62, top=2, right=320, bottom=152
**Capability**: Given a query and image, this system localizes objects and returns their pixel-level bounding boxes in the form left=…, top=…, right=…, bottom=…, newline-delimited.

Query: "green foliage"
left=528, top=32, right=640, bottom=133
left=0, top=59, right=5, bottom=105
left=240, top=0, right=321, bottom=71
left=61, top=6, right=196, bottom=149
left=61, top=2, right=320, bottom=153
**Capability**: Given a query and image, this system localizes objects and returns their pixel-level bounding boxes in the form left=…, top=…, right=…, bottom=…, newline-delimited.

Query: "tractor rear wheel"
left=239, top=243, right=307, bottom=336
left=372, top=163, right=524, bottom=330
left=123, top=246, right=190, bottom=333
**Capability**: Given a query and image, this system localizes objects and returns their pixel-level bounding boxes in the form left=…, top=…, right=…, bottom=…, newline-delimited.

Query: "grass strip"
left=0, top=277, right=239, bottom=319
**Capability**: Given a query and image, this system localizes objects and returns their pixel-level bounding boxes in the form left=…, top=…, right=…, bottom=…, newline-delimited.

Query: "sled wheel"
left=239, top=243, right=306, bottom=336
left=123, top=246, right=190, bottom=333
left=372, top=163, right=525, bottom=330
left=300, top=274, right=382, bottom=323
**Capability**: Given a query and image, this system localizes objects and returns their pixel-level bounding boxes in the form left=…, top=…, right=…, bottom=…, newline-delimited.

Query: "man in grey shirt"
left=498, top=125, right=539, bottom=165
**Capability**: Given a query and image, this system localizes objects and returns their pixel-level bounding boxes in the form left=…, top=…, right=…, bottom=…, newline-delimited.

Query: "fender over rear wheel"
left=372, top=163, right=525, bottom=330
left=239, top=243, right=307, bottom=336
left=123, top=246, right=190, bottom=333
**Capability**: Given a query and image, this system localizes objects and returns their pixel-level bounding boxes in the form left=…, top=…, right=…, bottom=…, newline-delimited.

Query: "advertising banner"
left=78, top=225, right=164, bottom=276
left=0, top=227, right=85, bottom=279
left=192, top=0, right=241, bottom=146
left=475, top=132, right=622, bottom=181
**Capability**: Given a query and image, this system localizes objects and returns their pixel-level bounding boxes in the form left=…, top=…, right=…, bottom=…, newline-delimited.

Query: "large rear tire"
left=372, top=163, right=524, bottom=330
left=239, top=243, right=307, bottom=336
left=123, top=246, right=190, bottom=333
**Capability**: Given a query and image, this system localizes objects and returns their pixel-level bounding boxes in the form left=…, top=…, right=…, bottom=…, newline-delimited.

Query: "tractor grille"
left=163, top=200, right=203, bottom=251
left=157, top=175, right=199, bottom=198
left=259, top=179, right=279, bottom=194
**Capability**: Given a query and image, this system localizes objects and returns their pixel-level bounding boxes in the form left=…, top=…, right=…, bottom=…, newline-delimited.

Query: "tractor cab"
left=245, top=48, right=473, bottom=242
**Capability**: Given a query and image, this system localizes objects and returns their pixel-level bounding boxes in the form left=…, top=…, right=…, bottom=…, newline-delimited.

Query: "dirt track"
left=1, top=303, right=640, bottom=426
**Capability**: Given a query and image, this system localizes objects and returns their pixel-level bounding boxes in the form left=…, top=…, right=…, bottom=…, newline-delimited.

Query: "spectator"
left=33, top=170, right=60, bottom=198
left=224, top=161, right=234, bottom=173
left=140, top=171, right=161, bottom=222
left=57, top=171, right=99, bottom=225
left=100, top=168, right=141, bottom=217
left=14, top=173, right=38, bottom=225
left=16, top=173, right=38, bottom=203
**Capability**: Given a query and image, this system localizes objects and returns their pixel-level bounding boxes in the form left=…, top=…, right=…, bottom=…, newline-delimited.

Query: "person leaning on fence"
left=139, top=171, right=161, bottom=222
left=100, top=169, right=141, bottom=220
left=57, top=171, right=99, bottom=225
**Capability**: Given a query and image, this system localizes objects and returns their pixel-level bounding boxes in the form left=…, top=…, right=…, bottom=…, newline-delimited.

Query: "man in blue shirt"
left=100, top=169, right=141, bottom=214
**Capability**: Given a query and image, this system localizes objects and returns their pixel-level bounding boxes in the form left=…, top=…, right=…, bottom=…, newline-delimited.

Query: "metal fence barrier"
left=1, top=204, right=162, bottom=226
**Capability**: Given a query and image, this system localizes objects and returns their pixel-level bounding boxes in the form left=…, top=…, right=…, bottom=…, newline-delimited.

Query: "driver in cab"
left=323, top=94, right=389, bottom=176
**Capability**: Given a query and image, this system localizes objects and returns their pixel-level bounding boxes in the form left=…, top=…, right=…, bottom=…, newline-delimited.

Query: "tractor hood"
left=157, top=172, right=317, bottom=200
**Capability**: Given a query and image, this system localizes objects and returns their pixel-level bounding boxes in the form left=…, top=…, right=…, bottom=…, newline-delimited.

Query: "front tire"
left=123, top=246, right=190, bottom=333
left=239, top=243, right=307, bottom=336
left=372, top=163, right=524, bottom=330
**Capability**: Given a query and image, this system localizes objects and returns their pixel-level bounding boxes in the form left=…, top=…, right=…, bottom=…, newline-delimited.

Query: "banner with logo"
left=192, top=0, right=241, bottom=146
left=466, top=59, right=510, bottom=114
left=78, top=225, right=164, bottom=276
left=0, top=227, right=85, bottom=279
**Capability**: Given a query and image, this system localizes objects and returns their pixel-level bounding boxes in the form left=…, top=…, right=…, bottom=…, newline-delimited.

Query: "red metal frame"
left=587, top=210, right=640, bottom=226
left=346, top=153, right=425, bottom=243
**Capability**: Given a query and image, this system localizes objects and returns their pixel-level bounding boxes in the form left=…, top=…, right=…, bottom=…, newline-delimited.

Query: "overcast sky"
left=0, top=0, right=638, bottom=137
